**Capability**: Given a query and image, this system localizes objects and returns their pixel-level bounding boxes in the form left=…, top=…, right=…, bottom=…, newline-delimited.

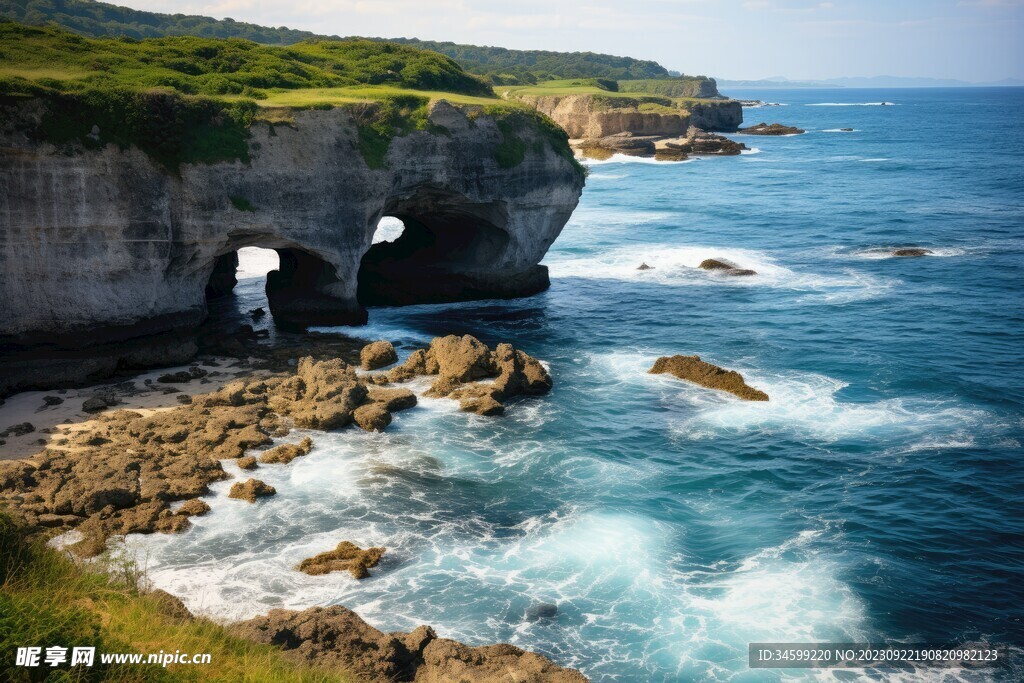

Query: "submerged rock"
left=740, top=122, right=805, bottom=135
left=526, top=603, right=559, bottom=621
left=228, top=478, right=276, bottom=503
left=840, top=127, right=854, bottom=132
left=360, top=340, right=398, bottom=370
left=892, top=248, right=932, bottom=257
left=232, top=606, right=588, bottom=682
left=637, top=262, right=654, bottom=271
left=297, top=541, right=385, bottom=579
left=649, top=355, right=769, bottom=401
left=0, top=422, right=34, bottom=437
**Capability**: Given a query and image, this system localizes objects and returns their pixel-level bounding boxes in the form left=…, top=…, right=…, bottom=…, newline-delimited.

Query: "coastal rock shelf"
left=0, top=99, right=584, bottom=394
left=649, top=355, right=769, bottom=401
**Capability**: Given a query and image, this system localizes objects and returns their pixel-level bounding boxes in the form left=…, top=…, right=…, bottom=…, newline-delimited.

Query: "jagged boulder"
left=650, top=355, right=768, bottom=401
left=360, top=341, right=399, bottom=370
left=268, top=357, right=367, bottom=430
left=258, top=437, right=314, bottom=465
left=297, top=541, right=385, bottom=579
left=176, top=499, right=211, bottom=517
left=228, top=478, right=276, bottom=503
left=740, top=122, right=805, bottom=135
left=231, top=606, right=588, bottom=683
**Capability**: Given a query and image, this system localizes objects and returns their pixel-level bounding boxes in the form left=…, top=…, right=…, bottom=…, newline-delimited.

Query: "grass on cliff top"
left=500, top=78, right=719, bottom=112
left=0, top=508, right=363, bottom=682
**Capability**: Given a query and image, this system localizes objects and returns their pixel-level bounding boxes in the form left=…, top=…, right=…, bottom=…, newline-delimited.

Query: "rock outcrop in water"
left=0, top=339, right=549, bottom=552
left=374, top=335, right=552, bottom=415
left=297, top=541, right=385, bottom=579
left=649, top=355, right=769, bottom=401
left=892, top=248, right=932, bottom=257
left=699, top=259, right=757, bottom=277
left=360, top=340, right=399, bottom=370
left=232, top=606, right=588, bottom=682
left=0, top=100, right=583, bottom=395
left=739, top=122, right=805, bottom=136
left=228, top=478, right=276, bottom=503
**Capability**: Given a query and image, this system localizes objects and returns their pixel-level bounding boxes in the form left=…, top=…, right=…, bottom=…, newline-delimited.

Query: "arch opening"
left=357, top=196, right=517, bottom=307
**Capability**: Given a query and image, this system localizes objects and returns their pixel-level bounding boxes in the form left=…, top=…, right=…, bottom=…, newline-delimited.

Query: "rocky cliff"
left=0, top=99, right=584, bottom=393
left=515, top=94, right=743, bottom=139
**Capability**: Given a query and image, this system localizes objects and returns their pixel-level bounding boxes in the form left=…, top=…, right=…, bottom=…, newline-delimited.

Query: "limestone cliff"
left=514, top=94, right=743, bottom=138
left=0, top=100, right=584, bottom=393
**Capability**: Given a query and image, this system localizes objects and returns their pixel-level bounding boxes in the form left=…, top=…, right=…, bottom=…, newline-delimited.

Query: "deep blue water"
left=138, top=88, right=1024, bottom=681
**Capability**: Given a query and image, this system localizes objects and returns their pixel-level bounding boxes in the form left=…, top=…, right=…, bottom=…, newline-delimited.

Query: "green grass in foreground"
left=0, top=509, right=363, bottom=682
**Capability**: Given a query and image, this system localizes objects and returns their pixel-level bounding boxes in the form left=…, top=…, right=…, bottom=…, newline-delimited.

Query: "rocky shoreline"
left=0, top=335, right=586, bottom=682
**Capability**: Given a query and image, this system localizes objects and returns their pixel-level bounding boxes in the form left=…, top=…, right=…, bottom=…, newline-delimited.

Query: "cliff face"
left=517, top=95, right=743, bottom=138
left=0, top=100, right=584, bottom=392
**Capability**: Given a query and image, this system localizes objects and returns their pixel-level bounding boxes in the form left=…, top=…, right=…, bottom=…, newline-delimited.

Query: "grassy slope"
left=500, top=79, right=717, bottom=115
left=0, top=509, right=363, bottom=682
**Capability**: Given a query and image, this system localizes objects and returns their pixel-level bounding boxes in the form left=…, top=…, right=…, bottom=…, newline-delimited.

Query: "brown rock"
left=231, top=606, right=588, bottom=683
left=664, top=127, right=746, bottom=155
left=699, top=259, right=757, bottom=276
left=353, top=403, right=392, bottom=432
left=228, top=479, right=276, bottom=503
left=258, top=437, right=314, bottom=464
left=237, top=456, right=258, bottom=470
left=892, top=248, right=932, bottom=257
left=176, top=499, right=211, bottom=517
left=297, top=541, right=385, bottom=579
left=360, top=340, right=399, bottom=370
left=740, top=122, right=805, bottom=135
left=366, top=386, right=417, bottom=412
left=148, top=589, right=194, bottom=622
left=459, top=396, right=505, bottom=416
left=267, top=358, right=367, bottom=430
left=650, top=355, right=768, bottom=401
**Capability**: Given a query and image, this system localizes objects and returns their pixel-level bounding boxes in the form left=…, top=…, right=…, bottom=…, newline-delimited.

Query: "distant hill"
left=0, top=0, right=674, bottom=85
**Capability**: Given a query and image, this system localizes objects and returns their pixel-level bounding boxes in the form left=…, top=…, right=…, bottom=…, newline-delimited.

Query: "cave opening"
left=357, top=201, right=512, bottom=307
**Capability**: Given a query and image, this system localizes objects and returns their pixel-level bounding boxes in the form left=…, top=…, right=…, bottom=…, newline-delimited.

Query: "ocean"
left=130, top=88, right=1024, bottom=681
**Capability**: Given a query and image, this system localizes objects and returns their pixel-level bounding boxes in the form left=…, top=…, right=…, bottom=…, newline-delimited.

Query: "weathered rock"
left=42, top=395, right=63, bottom=406
left=0, top=422, right=34, bottom=437
left=650, top=355, right=769, bottom=401
left=366, top=386, right=417, bottom=412
left=360, top=341, right=399, bottom=370
left=699, top=259, right=757, bottom=276
left=267, top=357, right=367, bottom=430
left=175, top=394, right=193, bottom=405
left=297, top=541, right=385, bottom=579
left=637, top=262, right=654, bottom=270
left=892, top=248, right=932, bottom=257
left=228, top=479, right=276, bottom=503
left=236, top=456, right=258, bottom=470
left=176, top=499, right=211, bottom=517
left=81, top=397, right=108, bottom=413
left=352, top=403, right=392, bottom=432
left=148, top=589, right=194, bottom=622
left=661, top=127, right=746, bottom=156
left=258, top=437, right=314, bottom=465
left=740, top=122, right=805, bottom=135
left=840, top=128, right=854, bottom=132
left=1, top=102, right=584, bottom=394
left=231, top=606, right=588, bottom=682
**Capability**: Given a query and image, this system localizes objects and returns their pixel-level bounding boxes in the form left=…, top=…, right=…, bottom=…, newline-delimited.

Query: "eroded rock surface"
left=699, top=259, right=757, bottom=277
left=229, top=478, right=276, bottom=503
left=740, top=122, right=805, bottom=135
left=258, top=437, right=314, bottom=465
left=232, top=606, right=588, bottom=682
left=374, top=335, right=552, bottom=415
left=297, top=541, right=385, bottom=579
left=649, top=355, right=769, bottom=401
left=892, top=248, right=932, bottom=257
left=360, top=341, right=399, bottom=370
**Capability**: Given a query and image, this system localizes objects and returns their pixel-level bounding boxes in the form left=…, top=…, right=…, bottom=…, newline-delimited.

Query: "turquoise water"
left=136, top=88, right=1023, bottom=681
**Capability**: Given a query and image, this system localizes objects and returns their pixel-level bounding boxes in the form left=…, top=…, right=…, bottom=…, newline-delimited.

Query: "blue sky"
left=122, top=1, right=1023, bottom=81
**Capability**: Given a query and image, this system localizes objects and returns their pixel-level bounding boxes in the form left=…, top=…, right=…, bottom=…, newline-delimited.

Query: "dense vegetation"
left=0, top=0, right=676, bottom=85
left=0, top=508, right=361, bottom=682
left=0, top=22, right=492, bottom=98
left=618, top=77, right=720, bottom=99
left=0, top=0, right=327, bottom=43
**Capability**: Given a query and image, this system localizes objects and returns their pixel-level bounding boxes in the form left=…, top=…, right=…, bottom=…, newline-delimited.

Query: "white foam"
left=582, top=153, right=697, bottom=165
left=820, top=128, right=859, bottom=133
left=739, top=147, right=761, bottom=155
left=235, top=246, right=279, bottom=280
left=586, top=172, right=627, bottom=180
left=841, top=246, right=972, bottom=260
left=859, top=157, right=890, bottom=162
left=544, top=244, right=890, bottom=301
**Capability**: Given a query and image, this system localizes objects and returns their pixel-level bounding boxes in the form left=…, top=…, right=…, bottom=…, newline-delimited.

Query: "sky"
left=119, top=0, right=1024, bottom=82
